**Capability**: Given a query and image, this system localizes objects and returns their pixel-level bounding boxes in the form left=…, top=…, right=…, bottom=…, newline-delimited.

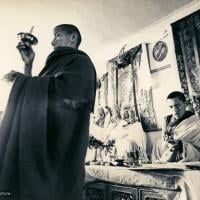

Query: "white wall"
left=147, top=24, right=182, bottom=128
left=104, top=1, right=200, bottom=128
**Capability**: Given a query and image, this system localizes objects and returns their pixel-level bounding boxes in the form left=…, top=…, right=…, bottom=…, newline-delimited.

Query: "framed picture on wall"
left=148, top=31, right=172, bottom=73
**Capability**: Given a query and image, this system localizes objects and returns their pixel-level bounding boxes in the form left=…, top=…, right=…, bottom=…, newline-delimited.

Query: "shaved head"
left=54, top=24, right=82, bottom=47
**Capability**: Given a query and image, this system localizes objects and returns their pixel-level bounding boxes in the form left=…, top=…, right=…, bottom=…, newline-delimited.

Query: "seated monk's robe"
left=105, top=120, right=148, bottom=162
left=0, top=47, right=96, bottom=200
left=152, top=111, right=200, bottom=162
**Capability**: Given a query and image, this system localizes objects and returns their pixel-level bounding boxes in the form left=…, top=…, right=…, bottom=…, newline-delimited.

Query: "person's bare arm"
left=17, top=41, right=35, bottom=76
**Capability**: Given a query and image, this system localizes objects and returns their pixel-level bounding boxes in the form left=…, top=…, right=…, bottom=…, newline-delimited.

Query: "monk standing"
left=0, top=24, right=96, bottom=200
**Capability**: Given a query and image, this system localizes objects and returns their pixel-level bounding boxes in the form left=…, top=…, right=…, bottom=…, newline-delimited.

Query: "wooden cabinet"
left=138, top=188, right=180, bottom=200
left=83, top=182, right=180, bottom=200
left=84, top=182, right=107, bottom=200
left=109, top=185, right=138, bottom=200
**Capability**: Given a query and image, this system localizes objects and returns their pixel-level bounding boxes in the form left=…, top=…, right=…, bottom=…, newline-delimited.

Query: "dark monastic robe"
left=0, top=47, right=96, bottom=200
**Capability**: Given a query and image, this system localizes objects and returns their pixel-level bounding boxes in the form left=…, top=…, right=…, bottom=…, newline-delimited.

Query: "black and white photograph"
left=0, top=0, right=200, bottom=199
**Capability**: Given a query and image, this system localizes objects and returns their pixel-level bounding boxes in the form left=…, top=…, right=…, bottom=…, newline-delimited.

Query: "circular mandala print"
left=152, top=41, right=168, bottom=62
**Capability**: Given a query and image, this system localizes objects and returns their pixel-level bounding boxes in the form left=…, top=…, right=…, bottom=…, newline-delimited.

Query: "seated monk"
left=104, top=106, right=148, bottom=163
left=152, top=91, right=200, bottom=162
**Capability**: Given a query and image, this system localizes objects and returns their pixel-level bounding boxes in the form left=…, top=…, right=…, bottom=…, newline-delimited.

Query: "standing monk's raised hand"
left=17, top=41, right=35, bottom=75
left=17, top=41, right=35, bottom=65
